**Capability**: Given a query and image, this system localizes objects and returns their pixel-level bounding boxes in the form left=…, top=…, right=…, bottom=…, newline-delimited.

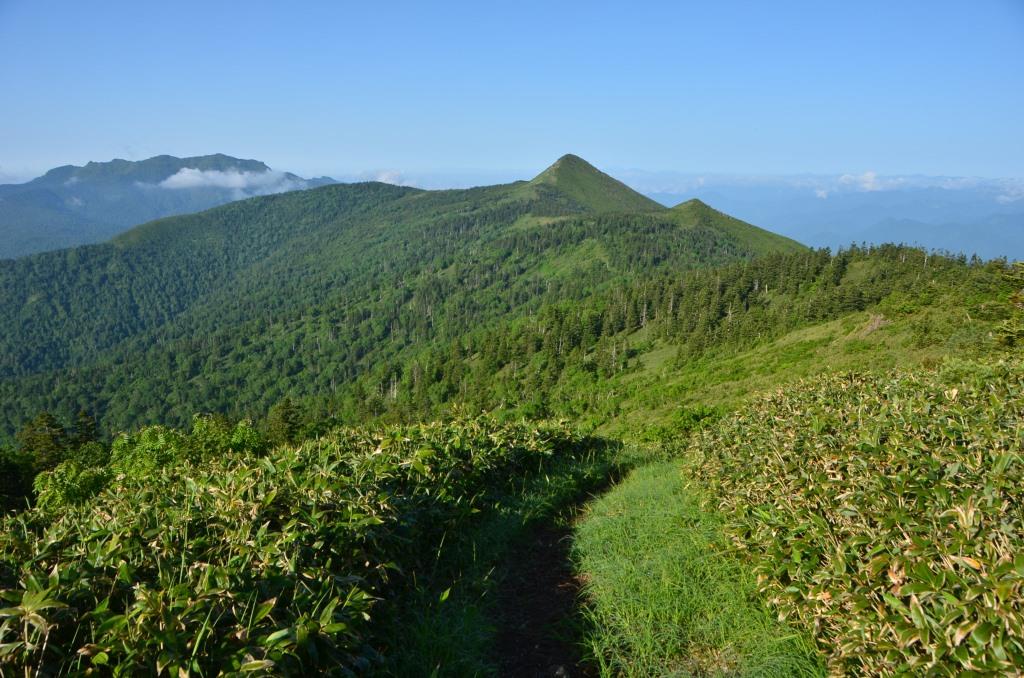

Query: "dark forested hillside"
left=324, top=244, right=1013, bottom=426
left=0, top=155, right=800, bottom=440
left=0, top=154, right=337, bottom=258
left=0, top=182, right=417, bottom=378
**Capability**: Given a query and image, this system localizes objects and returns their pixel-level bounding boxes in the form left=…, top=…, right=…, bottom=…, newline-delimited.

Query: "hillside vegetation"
left=0, top=417, right=609, bottom=675
left=686, top=360, right=1024, bottom=674
left=1, top=155, right=1022, bottom=676
left=0, top=156, right=799, bottom=440
left=336, top=244, right=1010, bottom=431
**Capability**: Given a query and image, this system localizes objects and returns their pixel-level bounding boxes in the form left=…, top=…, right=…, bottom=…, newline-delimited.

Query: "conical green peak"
left=529, top=154, right=663, bottom=213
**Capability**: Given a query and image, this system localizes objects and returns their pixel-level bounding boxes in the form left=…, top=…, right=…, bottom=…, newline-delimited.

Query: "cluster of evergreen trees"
left=2, top=245, right=1014, bottom=512
left=331, top=245, right=1010, bottom=423
left=0, top=181, right=789, bottom=440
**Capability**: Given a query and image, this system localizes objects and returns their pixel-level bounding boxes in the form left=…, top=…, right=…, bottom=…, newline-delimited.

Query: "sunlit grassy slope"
left=529, top=154, right=664, bottom=213
left=607, top=307, right=977, bottom=436
left=571, top=261, right=1021, bottom=676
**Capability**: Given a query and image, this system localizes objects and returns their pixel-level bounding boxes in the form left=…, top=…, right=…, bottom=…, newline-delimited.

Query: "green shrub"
left=108, top=424, right=191, bottom=475
left=997, top=261, right=1024, bottom=347
left=29, top=415, right=271, bottom=515
left=0, top=418, right=587, bottom=675
left=32, top=461, right=111, bottom=513
left=640, top=404, right=721, bottom=445
left=686, top=360, right=1024, bottom=675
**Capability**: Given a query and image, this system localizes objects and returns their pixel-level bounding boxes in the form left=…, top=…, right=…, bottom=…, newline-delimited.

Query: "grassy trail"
left=388, top=445, right=827, bottom=677
left=375, top=441, right=626, bottom=676
left=572, top=457, right=824, bottom=677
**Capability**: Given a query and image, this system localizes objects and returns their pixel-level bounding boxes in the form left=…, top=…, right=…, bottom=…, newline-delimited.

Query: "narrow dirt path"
left=493, top=523, right=596, bottom=677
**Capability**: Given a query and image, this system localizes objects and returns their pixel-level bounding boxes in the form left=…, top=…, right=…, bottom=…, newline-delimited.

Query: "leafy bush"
left=0, top=418, right=587, bottom=675
left=639, top=404, right=721, bottom=444
left=32, top=462, right=111, bottom=513
left=997, top=261, right=1024, bottom=347
left=686, top=359, right=1024, bottom=675
left=30, top=415, right=267, bottom=515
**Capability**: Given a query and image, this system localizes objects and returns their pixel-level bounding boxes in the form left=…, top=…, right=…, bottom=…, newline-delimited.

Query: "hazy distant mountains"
left=4, top=154, right=1021, bottom=262
left=0, top=154, right=336, bottom=258
left=626, top=171, right=1024, bottom=261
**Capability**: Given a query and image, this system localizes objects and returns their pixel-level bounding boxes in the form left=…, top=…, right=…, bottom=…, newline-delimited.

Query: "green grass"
left=573, top=458, right=824, bottom=677
left=591, top=305, right=989, bottom=441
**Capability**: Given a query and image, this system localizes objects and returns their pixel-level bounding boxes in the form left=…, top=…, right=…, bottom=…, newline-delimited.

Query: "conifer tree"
left=73, top=410, right=99, bottom=448
left=267, top=397, right=300, bottom=446
left=997, top=262, right=1024, bottom=347
left=16, top=412, right=69, bottom=472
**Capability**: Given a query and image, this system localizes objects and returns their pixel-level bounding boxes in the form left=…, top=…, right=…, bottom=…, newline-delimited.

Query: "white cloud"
left=815, top=188, right=829, bottom=199
left=997, top=189, right=1024, bottom=204
left=338, top=169, right=419, bottom=186
left=152, top=168, right=307, bottom=199
left=372, top=170, right=408, bottom=185
left=937, top=177, right=981, bottom=190
left=837, top=171, right=914, bottom=192
left=839, top=170, right=880, bottom=191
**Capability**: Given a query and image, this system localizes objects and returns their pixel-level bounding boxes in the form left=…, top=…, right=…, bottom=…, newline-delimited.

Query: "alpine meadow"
left=2, top=2, right=1023, bottom=676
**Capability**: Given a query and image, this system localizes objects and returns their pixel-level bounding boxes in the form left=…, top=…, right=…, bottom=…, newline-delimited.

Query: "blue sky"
left=1, top=0, right=1022, bottom=182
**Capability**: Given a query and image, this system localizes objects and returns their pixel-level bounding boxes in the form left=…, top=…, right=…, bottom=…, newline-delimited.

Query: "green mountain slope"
left=671, top=198, right=805, bottom=254
left=0, top=154, right=337, bottom=258
left=529, top=154, right=664, bottom=213
left=0, top=156, right=801, bottom=439
left=329, top=244, right=1012, bottom=429
left=0, top=241, right=1016, bottom=676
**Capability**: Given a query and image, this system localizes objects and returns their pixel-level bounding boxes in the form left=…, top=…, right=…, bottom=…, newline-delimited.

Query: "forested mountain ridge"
left=668, top=198, right=805, bottom=254
left=0, top=156, right=801, bottom=440
left=0, top=154, right=337, bottom=258
left=0, top=182, right=418, bottom=378
left=323, top=244, right=1014, bottom=429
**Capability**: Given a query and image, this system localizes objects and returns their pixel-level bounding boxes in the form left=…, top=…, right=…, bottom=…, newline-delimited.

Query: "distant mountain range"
left=625, top=171, right=1024, bottom=261
left=0, top=154, right=336, bottom=258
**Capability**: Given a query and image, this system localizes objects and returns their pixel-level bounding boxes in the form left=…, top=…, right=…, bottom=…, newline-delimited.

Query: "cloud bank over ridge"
left=152, top=168, right=308, bottom=199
